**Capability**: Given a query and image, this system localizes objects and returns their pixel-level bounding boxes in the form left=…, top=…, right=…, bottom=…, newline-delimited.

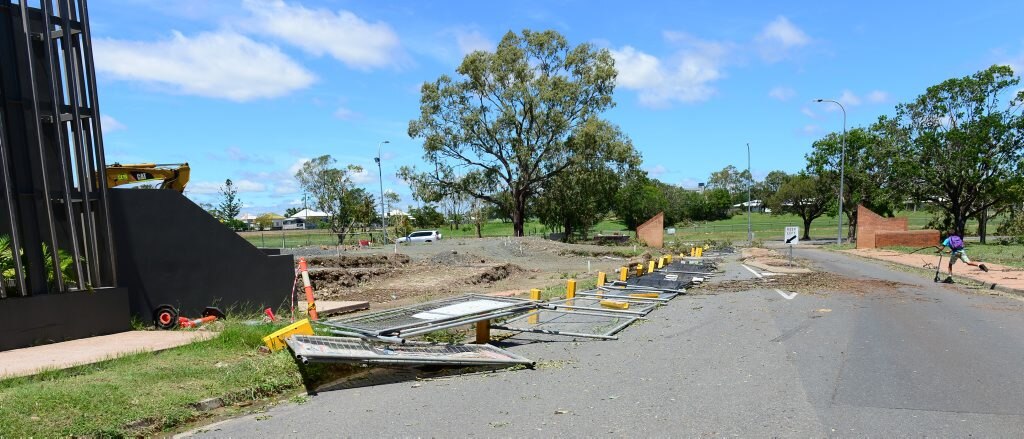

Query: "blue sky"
left=89, top=0, right=1024, bottom=216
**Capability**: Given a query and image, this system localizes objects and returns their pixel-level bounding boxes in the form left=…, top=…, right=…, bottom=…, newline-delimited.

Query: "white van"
left=282, top=218, right=305, bottom=230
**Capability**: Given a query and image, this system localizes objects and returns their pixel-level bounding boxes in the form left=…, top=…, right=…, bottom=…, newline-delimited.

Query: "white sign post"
left=784, top=226, right=799, bottom=245
left=784, top=226, right=799, bottom=266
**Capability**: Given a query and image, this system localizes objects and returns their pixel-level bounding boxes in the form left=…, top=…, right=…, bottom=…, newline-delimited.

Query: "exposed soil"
left=697, top=272, right=915, bottom=297
left=285, top=237, right=671, bottom=307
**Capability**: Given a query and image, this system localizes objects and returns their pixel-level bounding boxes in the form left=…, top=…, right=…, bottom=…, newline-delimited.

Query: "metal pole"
left=746, top=142, right=751, bottom=243
left=815, top=99, right=847, bottom=245
left=376, top=140, right=389, bottom=243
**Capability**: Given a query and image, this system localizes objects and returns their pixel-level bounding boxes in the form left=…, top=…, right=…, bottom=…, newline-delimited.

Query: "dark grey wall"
left=108, top=190, right=294, bottom=322
left=0, top=288, right=130, bottom=351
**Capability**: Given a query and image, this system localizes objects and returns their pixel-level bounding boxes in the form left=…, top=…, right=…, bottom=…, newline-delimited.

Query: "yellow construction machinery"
left=104, top=163, right=190, bottom=192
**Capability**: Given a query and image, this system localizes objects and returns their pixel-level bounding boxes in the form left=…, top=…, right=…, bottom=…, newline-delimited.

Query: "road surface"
left=190, top=248, right=1024, bottom=437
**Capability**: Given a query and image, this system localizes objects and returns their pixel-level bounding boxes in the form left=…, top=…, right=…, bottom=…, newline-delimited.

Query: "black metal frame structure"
left=1, top=0, right=115, bottom=299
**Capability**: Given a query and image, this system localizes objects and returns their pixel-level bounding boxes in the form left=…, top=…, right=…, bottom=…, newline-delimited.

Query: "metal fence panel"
left=286, top=335, right=534, bottom=367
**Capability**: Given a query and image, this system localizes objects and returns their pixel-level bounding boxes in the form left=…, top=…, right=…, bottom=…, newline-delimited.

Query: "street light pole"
left=746, top=142, right=752, bottom=243
left=375, top=140, right=390, bottom=241
left=814, top=99, right=847, bottom=245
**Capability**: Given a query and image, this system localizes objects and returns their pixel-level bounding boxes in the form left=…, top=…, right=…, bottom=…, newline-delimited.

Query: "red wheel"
left=153, top=305, right=179, bottom=330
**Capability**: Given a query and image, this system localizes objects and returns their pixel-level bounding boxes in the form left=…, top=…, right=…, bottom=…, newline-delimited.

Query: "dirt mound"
left=308, top=267, right=393, bottom=297
left=697, top=272, right=913, bottom=297
left=307, top=254, right=410, bottom=269
left=462, top=263, right=523, bottom=285
left=429, top=250, right=487, bottom=265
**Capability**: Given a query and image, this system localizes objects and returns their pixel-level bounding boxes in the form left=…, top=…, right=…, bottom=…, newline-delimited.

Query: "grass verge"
left=878, top=243, right=1024, bottom=269
left=0, top=322, right=304, bottom=437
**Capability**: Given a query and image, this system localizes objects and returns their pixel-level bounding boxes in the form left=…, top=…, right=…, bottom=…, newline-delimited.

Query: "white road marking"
left=741, top=264, right=763, bottom=279
left=775, top=289, right=798, bottom=300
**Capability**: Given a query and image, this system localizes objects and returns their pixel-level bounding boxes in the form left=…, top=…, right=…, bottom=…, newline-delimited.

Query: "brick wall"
left=875, top=230, right=940, bottom=248
left=856, top=204, right=939, bottom=249
left=636, top=212, right=664, bottom=248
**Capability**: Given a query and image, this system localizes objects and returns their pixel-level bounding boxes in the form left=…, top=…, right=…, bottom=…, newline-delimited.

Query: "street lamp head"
left=382, top=140, right=390, bottom=144
left=374, top=157, right=380, bottom=164
left=814, top=98, right=825, bottom=102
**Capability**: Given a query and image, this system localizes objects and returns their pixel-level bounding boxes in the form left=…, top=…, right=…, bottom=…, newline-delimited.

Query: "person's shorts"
left=951, top=250, right=970, bottom=264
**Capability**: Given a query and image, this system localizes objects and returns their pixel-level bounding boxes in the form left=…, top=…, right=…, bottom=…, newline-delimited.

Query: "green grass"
left=880, top=243, right=1024, bottom=269
left=239, top=219, right=635, bottom=248
left=0, top=322, right=304, bottom=437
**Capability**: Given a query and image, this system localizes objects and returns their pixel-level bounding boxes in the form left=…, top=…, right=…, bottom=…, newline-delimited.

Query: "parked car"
left=397, top=230, right=442, bottom=243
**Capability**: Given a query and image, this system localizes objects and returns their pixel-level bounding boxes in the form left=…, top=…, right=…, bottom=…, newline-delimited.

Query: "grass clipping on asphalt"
left=0, top=321, right=307, bottom=437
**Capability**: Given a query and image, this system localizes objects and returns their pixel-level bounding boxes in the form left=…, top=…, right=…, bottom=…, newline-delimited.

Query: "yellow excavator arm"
left=105, top=163, right=190, bottom=193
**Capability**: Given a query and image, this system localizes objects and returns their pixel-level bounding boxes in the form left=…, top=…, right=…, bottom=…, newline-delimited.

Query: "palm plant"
left=1, top=234, right=83, bottom=294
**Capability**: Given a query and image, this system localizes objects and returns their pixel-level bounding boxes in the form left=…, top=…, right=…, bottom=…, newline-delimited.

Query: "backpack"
left=948, top=235, right=964, bottom=251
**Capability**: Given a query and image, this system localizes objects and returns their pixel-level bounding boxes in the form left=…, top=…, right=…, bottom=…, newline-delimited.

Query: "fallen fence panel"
left=493, top=308, right=640, bottom=340
left=287, top=335, right=534, bottom=367
left=546, top=297, right=658, bottom=316
left=319, top=294, right=537, bottom=337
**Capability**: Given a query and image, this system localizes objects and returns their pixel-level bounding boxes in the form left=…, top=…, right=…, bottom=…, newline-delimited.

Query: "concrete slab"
left=299, top=300, right=369, bottom=317
left=0, top=331, right=213, bottom=379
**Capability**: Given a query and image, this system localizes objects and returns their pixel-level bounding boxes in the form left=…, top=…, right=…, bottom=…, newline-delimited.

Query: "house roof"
left=289, top=208, right=329, bottom=219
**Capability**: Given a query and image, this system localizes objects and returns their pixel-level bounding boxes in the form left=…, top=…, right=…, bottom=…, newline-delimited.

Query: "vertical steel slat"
left=17, top=0, right=66, bottom=292
left=70, top=0, right=112, bottom=286
left=36, top=0, right=86, bottom=290
left=0, top=113, right=29, bottom=297
left=54, top=0, right=98, bottom=287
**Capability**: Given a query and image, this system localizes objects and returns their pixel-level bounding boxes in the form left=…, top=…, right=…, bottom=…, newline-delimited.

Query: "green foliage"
left=614, top=173, right=667, bottom=230
left=888, top=65, right=1024, bottom=237
left=534, top=119, right=640, bottom=242
left=294, top=156, right=376, bottom=244
left=406, top=29, right=621, bottom=237
left=765, top=172, right=834, bottom=240
left=806, top=126, right=902, bottom=238
left=284, top=207, right=301, bottom=217
left=706, top=165, right=753, bottom=206
left=254, top=213, right=275, bottom=231
left=1, top=235, right=82, bottom=293
left=409, top=204, right=445, bottom=228
left=215, top=179, right=242, bottom=220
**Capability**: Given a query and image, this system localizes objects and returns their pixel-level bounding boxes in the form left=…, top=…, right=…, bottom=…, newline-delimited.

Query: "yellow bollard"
left=636, top=264, right=644, bottom=277
left=697, top=247, right=703, bottom=257
left=619, top=267, right=628, bottom=282
left=647, top=260, right=655, bottom=274
left=566, top=279, right=577, bottom=299
left=667, top=254, right=672, bottom=263
left=657, top=257, right=664, bottom=269
left=600, top=299, right=630, bottom=310
left=597, top=271, right=606, bottom=287
left=528, top=288, right=541, bottom=325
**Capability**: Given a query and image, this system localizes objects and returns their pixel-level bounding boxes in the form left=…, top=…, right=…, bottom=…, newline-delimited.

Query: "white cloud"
left=209, top=146, right=272, bottom=164
left=287, top=157, right=310, bottom=176
left=801, top=107, right=817, bottom=118
left=679, top=178, right=701, bottom=189
left=333, top=106, right=360, bottom=121
left=187, top=181, right=222, bottom=195
left=453, top=29, right=494, bottom=55
left=234, top=179, right=267, bottom=193
left=100, top=114, right=126, bottom=133
left=768, top=86, right=795, bottom=101
left=349, top=167, right=374, bottom=184
left=94, top=30, right=315, bottom=101
left=647, top=164, right=668, bottom=177
left=756, top=16, right=810, bottom=62
left=865, top=90, right=889, bottom=103
left=611, top=39, right=725, bottom=107
left=801, top=124, right=821, bottom=136
left=242, top=0, right=401, bottom=70
left=838, top=89, right=861, bottom=107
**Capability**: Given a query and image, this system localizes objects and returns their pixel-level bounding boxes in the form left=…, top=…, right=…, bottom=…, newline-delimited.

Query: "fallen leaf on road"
left=815, top=308, right=832, bottom=313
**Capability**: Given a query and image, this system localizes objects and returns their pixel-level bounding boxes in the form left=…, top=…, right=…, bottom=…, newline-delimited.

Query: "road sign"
left=784, top=226, right=799, bottom=244
left=666, top=227, right=676, bottom=235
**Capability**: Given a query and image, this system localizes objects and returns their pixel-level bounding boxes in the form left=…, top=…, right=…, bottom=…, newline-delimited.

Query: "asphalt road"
left=190, top=248, right=1024, bottom=437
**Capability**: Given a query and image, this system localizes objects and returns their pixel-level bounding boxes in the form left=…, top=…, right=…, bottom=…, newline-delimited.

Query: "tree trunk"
left=802, top=216, right=813, bottom=241
left=511, top=191, right=526, bottom=237
left=475, top=222, right=483, bottom=238
left=978, top=208, right=988, bottom=244
left=562, top=218, right=573, bottom=243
